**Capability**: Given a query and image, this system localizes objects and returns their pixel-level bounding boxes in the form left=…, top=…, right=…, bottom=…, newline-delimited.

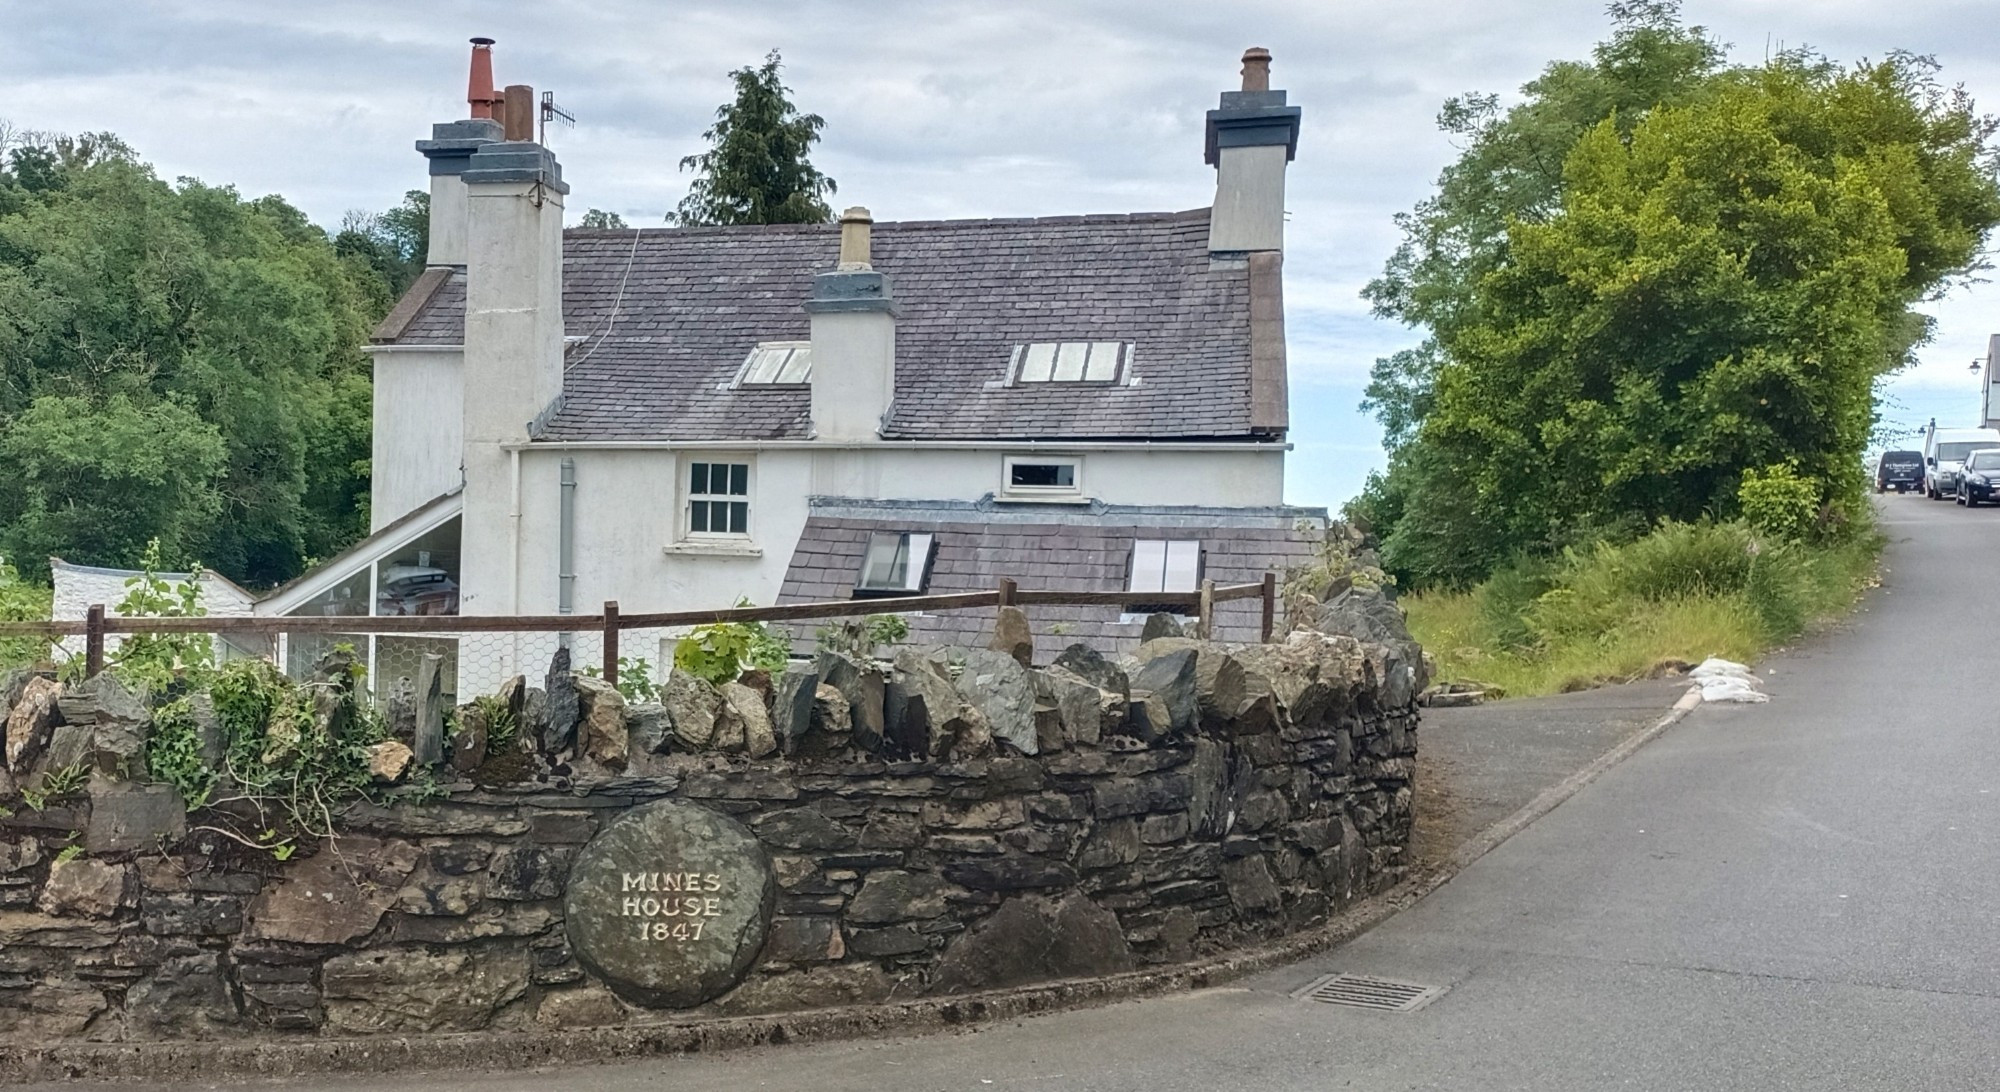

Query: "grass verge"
left=1405, top=518, right=1882, bottom=698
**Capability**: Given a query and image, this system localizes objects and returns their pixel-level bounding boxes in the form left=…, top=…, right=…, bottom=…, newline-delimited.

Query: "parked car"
left=376, top=564, right=460, bottom=616
left=1957, top=449, right=2000, bottom=506
left=1876, top=450, right=1924, bottom=493
left=1923, top=425, right=2000, bottom=499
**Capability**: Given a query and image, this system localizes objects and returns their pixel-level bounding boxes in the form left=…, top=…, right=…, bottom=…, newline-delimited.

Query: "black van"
left=1876, top=450, right=1924, bottom=493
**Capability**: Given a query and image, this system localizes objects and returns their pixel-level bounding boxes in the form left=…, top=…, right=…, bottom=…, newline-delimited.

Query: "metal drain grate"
left=1295, top=973, right=1448, bottom=1013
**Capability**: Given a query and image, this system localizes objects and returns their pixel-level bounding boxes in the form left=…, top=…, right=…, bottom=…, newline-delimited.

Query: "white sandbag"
left=1697, top=675, right=1768, bottom=703
left=1689, top=657, right=1755, bottom=681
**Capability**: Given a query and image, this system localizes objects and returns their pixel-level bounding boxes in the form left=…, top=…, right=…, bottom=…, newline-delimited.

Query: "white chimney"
left=808, top=207, right=897, bottom=442
left=1205, top=47, right=1302, bottom=254
left=456, top=112, right=567, bottom=613
left=414, top=39, right=508, bottom=265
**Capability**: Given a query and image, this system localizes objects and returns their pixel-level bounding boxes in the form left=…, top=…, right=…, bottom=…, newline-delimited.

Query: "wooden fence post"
left=996, top=578, right=1017, bottom=612
left=85, top=604, right=105, bottom=678
left=602, top=600, right=620, bottom=687
left=1197, top=579, right=1216, bottom=640
left=413, top=653, right=445, bottom=765
left=1260, top=572, right=1277, bottom=642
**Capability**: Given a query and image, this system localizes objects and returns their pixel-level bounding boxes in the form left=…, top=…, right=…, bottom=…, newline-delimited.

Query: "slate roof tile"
left=775, top=498, right=1325, bottom=661
left=388, top=209, right=1264, bottom=443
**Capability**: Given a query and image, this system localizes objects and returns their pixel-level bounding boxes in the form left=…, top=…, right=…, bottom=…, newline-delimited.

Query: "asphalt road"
left=120, top=495, right=2000, bottom=1090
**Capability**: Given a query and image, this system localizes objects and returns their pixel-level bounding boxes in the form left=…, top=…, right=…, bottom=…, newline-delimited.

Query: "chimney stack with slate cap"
left=808, top=207, right=897, bottom=442
left=1204, top=46, right=1301, bottom=254
left=453, top=52, right=569, bottom=615
left=1205, top=48, right=1298, bottom=438
left=416, top=39, right=510, bottom=265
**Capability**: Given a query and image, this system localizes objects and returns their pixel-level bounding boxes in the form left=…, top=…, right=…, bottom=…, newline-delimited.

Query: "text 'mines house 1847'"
left=53, top=40, right=1330, bottom=704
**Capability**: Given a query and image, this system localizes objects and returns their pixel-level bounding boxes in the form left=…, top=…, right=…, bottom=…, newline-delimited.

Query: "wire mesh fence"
left=0, top=577, right=1279, bottom=702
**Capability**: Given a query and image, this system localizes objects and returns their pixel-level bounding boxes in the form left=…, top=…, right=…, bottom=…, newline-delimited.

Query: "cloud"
left=4, top=0, right=1998, bottom=507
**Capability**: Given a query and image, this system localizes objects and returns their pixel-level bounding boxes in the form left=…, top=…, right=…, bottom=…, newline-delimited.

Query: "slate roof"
left=776, top=497, right=1327, bottom=662
left=383, top=209, right=1271, bottom=443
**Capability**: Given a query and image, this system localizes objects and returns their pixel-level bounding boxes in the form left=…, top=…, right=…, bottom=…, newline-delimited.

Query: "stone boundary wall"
left=0, top=625, right=1421, bottom=1043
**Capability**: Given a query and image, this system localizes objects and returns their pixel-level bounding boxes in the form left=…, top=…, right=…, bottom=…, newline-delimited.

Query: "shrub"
left=1474, top=554, right=1555, bottom=651
left=144, top=649, right=409, bottom=857
left=0, top=559, right=53, bottom=669
left=673, top=610, right=789, bottom=686
left=1527, top=521, right=1761, bottom=643
left=816, top=614, right=910, bottom=660
left=107, top=538, right=213, bottom=693
left=1408, top=515, right=1879, bottom=697
left=582, top=656, right=661, bottom=703
left=1739, top=463, right=1819, bottom=541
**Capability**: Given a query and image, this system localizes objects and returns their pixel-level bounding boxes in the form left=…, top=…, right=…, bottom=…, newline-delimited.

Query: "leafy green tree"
left=1424, top=55, right=1998, bottom=552
left=1358, top=5, right=2000, bottom=585
left=0, top=132, right=379, bottom=585
left=671, top=50, right=835, bottom=226
left=335, top=189, right=429, bottom=300
left=1363, top=2, right=1725, bottom=449
left=0, top=396, right=227, bottom=574
left=579, top=208, right=628, bottom=229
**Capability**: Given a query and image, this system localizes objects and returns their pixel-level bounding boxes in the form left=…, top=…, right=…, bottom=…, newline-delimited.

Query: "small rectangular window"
left=1001, top=455, right=1082, bottom=499
left=1011, top=341, right=1129, bottom=384
left=1128, top=539, right=1200, bottom=594
left=688, top=460, right=751, bottom=536
left=737, top=342, right=813, bottom=385
left=856, top=532, right=935, bottom=595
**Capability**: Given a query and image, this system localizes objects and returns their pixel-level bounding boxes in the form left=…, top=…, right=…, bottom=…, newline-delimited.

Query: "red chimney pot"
left=467, top=38, right=503, bottom=120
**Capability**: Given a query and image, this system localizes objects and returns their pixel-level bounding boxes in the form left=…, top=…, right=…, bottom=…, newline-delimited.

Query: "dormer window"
left=1010, top=341, right=1129, bottom=384
left=738, top=341, right=813, bottom=386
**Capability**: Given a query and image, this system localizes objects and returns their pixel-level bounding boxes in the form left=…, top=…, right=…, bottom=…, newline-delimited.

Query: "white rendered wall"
left=506, top=444, right=1287, bottom=617
left=50, top=562, right=256, bottom=660
left=368, top=349, right=464, bottom=530
left=427, top=174, right=470, bottom=266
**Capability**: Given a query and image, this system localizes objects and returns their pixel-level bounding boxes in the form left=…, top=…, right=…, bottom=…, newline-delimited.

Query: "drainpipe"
left=508, top=448, right=522, bottom=675
left=508, top=449, right=522, bottom=613
left=558, top=457, right=576, bottom=649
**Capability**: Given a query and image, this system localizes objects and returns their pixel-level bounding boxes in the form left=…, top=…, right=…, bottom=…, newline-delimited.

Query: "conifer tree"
left=671, top=50, right=835, bottom=226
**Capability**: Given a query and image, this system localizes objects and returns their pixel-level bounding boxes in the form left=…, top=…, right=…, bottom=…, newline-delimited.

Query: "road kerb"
left=1443, top=684, right=1705, bottom=875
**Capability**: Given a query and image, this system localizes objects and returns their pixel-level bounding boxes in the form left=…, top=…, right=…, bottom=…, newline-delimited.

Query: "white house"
left=57, top=41, right=1331, bottom=703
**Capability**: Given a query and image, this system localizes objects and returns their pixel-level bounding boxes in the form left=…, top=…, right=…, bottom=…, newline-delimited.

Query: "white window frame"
left=683, top=457, right=754, bottom=539
left=1000, top=455, right=1084, bottom=501
left=855, top=531, right=936, bottom=596
left=1127, top=539, right=1202, bottom=594
left=1121, top=538, right=1202, bottom=624
left=735, top=341, right=813, bottom=386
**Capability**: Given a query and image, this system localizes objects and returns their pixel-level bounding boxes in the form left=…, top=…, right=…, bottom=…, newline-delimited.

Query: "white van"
left=1922, top=423, right=2000, bottom=500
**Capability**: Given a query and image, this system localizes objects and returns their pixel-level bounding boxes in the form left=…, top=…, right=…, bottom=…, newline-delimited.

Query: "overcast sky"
left=5, top=0, right=1998, bottom=507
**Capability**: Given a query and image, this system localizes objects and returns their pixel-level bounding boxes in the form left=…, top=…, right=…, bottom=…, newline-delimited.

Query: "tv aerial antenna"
left=540, top=91, right=577, bottom=145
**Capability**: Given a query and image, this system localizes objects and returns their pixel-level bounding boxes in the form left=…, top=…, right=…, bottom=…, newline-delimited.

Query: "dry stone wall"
left=0, top=623, right=1422, bottom=1043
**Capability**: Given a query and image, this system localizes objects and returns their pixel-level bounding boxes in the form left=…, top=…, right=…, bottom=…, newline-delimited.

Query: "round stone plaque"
left=563, top=798, right=776, bottom=1008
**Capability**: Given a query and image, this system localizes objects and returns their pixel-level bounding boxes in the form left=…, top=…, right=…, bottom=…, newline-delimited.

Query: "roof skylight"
left=1011, top=341, right=1128, bottom=384
left=738, top=341, right=813, bottom=385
